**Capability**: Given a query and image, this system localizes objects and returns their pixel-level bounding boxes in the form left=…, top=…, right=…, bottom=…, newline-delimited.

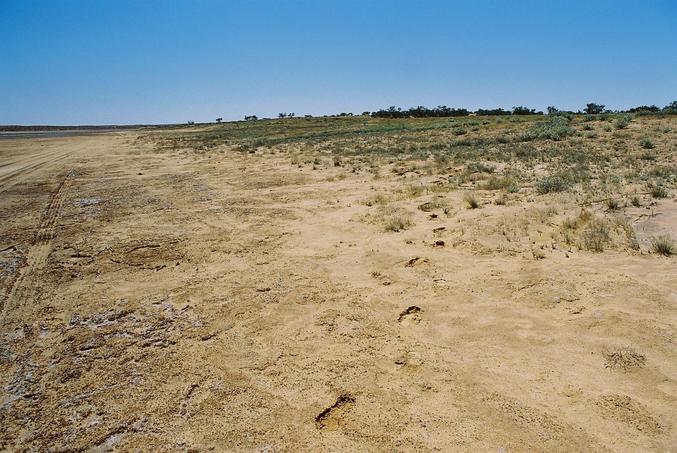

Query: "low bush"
left=614, top=115, right=631, bottom=129
left=535, top=167, right=590, bottom=195
left=535, top=175, right=571, bottom=194
left=521, top=117, right=575, bottom=141
left=650, top=185, right=668, bottom=198
left=582, top=220, right=610, bottom=252
left=481, top=175, right=518, bottom=192
left=639, top=138, right=655, bottom=149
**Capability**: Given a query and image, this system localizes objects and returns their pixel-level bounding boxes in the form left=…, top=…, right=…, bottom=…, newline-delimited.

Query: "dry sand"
left=0, top=129, right=675, bottom=451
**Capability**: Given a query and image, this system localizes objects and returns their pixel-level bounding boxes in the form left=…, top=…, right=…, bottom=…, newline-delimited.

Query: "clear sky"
left=1, top=0, right=676, bottom=125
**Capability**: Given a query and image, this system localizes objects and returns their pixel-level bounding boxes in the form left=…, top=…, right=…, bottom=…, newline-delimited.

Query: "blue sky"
left=1, top=0, right=676, bottom=125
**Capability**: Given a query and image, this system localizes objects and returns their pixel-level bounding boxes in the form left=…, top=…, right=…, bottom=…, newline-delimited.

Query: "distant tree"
left=371, top=105, right=468, bottom=118
left=627, top=105, right=660, bottom=113
left=476, top=108, right=510, bottom=116
left=215, top=118, right=223, bottom=123
left=361, top=111, right=371, bottom=116
left=584, top=103, right=605, bottom=114
left=663, top=101, right=677, bottom=112
left=288, top=112, right=295, bottom=118
left=278, top=113, right=286, bottom=118
left=304, top=114, right=313, bottom=118
left=547, top=106, right=558, bottom=115
left=244, top=115, right=258, bottom=121
left=512, top=106, right=537, bottom=115
left=187, top=120, right=195, bottom=125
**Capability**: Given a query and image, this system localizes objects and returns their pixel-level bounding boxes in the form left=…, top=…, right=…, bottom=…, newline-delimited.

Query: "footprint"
left=405, top=257, right=429, bottom=267
left=394, top=351, right=423, bottom=369
left=315, top=394, right=355, bottom=430
left=398, top=305, right=422, bottom=324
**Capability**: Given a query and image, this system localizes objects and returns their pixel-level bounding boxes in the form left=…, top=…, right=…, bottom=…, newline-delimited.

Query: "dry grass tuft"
left=651, top=235, right=675, bottom=256
left=383, top=208, right=414, bottom=232
left=463, top=192, right=479, bottom=209
left=581, top=219, right=610, bottom=252
left=603, top=347, right=646, bottom=371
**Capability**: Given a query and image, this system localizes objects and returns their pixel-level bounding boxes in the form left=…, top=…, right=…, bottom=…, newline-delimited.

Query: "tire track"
left=0, top=149, right=71, bottom=195
left=0, top=169, right=75, bottom=315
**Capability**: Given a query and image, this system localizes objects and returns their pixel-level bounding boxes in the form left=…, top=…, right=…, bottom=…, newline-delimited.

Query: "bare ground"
left=0, top=122, right=675, bottom=451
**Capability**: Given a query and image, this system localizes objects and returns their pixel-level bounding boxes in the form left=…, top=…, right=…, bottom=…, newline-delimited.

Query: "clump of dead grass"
left=380, top=207, right=414, bottom=232
left=364, top=193, right=390, bottom=207
left=480, top=175, right=518, bottom=192
left=581, top=219, right=611, bottom=252
left=463, top=192, right=479, bottom=209
left=651, top=235, right=675, bottom=256
left=418, top=198, right=449, bottom=212
left=603, top=347, right=646, bottom=371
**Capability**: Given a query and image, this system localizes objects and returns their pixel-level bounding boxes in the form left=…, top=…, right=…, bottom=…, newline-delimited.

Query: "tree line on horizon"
left=226, top=101, right=677, bottom=123
left=366, top=101, right=677, bottom=119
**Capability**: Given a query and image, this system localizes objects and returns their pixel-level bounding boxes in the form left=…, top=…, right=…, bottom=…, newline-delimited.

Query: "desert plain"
left=0, top=114, right=675, bottom=451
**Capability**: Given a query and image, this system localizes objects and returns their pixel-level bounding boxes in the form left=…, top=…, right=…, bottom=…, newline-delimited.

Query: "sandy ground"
left=0, top=132, right=675, bottom=452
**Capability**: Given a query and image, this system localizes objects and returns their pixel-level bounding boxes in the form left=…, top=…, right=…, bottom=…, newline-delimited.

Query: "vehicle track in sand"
left=0, top=143, right=73, bottom=192
left=0, top=169, right=75, bottom=315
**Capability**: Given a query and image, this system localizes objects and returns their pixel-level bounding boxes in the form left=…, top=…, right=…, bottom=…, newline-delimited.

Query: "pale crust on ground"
left=0, top=131, right=675, bottom=452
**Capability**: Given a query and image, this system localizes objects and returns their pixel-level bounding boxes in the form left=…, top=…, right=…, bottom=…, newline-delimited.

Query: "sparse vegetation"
left=650, top=185, right=668, bottom=199
left=639, top=138, right=655, bottom=149
left=364, top=193, right=390, bottom=207
left=148, top=113, right=676, bottom=262
left=536, top=175, right=570, bottom=194
left=384, top=211, right=413, bottom=232
left=6, top=103, right=677, bottom=453
left=651, top=235, right=675, bottom=256
left=463, top=192, right=479, bottom=209
left=603, top=347, right=646, bottom=370
left=521, top=116, right=575, bottom=141
left=481, top=175, right=518, bottom=192
left=605, top=198, right=620, bottom=211
left=614, top=115, right=631, bottom=130
left=581, top=220, right=610, bottom=252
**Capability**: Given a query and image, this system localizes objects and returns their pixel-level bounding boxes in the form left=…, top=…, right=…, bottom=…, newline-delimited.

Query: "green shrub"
left=650, top=185, right=668, bottom=198
left=535, top=175, right=571, bottom=194
left=466, top=162, right=495, bottom=174
left=614, top=115, right=631, bottom=129
left=639, top=138, right=655, bottom=149
left=535, top=166, right=590, bottom=195
left=521, top=117, right=575, bottom=141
